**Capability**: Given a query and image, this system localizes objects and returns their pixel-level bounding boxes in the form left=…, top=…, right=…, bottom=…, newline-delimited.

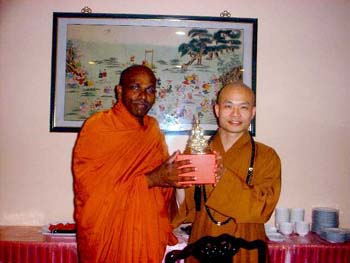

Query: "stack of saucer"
left=290, top=208, right=305, bottom=224
left=274, top=207, right=290, bottom=228
left=320, top=228, right=349, bottom=243
left=311, top=207, right=339, bottom=234
left=264, top=224, right=285, bottom=242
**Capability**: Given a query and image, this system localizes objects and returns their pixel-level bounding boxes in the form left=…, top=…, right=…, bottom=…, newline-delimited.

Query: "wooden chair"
left=164, top=234, right=267, bottom=263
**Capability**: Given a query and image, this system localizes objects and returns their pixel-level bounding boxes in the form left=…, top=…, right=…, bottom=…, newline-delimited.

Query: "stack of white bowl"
left=275, top=207, right=309, bottom=236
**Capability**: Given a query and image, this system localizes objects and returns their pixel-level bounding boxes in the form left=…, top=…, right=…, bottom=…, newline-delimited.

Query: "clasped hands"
left=146, top=151, right=223, bottom=188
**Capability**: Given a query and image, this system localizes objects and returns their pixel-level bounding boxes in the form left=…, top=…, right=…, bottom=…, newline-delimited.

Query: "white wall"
left=1, top=0, right=349, bottom=227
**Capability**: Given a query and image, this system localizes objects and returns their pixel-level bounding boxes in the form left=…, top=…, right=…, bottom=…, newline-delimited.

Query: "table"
left=1, top=226, right=350, bottom=263
left=268, top=233, right=350, bottom=263
left=0, top=226, right=77, bottom=263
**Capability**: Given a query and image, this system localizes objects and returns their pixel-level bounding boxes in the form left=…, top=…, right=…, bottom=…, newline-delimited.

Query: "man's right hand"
left=146, top=151, right=197, bottom=188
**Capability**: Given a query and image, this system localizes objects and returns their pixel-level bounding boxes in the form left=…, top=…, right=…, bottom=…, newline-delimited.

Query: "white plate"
left=42, top=232, right=76, bottom=237
left=41, top=225, right=76, bottom=237
left=267, top=233, right=285, bottom=242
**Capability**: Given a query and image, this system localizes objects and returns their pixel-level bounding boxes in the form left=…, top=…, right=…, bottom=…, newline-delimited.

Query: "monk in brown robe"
left=73, top=65, right=196, bottom=263
left=173, top=82, right=281, bottom=263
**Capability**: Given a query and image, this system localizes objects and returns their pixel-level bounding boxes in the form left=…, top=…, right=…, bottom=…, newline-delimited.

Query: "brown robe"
left=73, top=102, right=176, bottom=263
left=173, top=131, right=281, bottom=263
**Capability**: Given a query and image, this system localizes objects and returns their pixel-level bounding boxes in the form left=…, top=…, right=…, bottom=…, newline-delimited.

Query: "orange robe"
left=173, top=132, right=281, bottom=263
left=73, top=102, right=176, bottom=263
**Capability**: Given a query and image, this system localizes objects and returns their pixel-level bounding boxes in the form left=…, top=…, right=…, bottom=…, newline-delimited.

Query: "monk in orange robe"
left=173, top=83, right=281, bottom=263
left=73, top=65, right=196, bottom=263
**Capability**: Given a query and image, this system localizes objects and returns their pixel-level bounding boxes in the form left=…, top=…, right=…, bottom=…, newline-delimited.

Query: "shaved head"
left=214, top=81, right=256, bottom=139
left=119, top=65, right=156, bottom=88
left=116, top=65, right=157, bottom=124
left=217, top=82, right=255, bottom=106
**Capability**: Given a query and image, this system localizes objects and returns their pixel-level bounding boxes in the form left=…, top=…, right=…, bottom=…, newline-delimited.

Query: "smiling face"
left=117, top=66, right=157, bottom=123
left=215, top=83, right=256, bottom=139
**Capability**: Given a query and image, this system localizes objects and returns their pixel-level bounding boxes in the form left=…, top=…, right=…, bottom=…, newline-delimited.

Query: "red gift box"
left=176, top=154, right=216, bottom=184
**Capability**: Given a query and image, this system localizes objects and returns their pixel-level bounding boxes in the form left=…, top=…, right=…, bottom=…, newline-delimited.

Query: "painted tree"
left=178, top=29, right=213, bottom=68
left=178, top=28, right=242, bottom=70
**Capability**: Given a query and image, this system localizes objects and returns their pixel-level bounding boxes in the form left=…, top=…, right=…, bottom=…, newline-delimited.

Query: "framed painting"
left=50, top=13, right=257, bottom=134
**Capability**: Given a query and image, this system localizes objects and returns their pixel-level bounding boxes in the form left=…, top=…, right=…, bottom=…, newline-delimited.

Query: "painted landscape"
left=64, top=24, right=244, bottom=131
